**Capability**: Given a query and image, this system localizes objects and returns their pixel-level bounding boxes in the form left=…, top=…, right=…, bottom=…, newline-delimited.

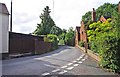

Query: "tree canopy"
left=33, top=6, right=62, bottom=35
left=82, top=3, right=118, bottom=27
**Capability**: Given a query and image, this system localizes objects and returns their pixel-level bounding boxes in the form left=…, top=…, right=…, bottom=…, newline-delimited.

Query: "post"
left=10, top=0, right=12, bottom=32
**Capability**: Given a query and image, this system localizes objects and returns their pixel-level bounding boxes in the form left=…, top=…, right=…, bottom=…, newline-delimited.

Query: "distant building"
left=99, top=15, right=111, bottom=22
left=75, top=21, right=87, bottom=46
left=0, top=3, right=9, bottom=57
left=75, top=26, right=80, bottom=46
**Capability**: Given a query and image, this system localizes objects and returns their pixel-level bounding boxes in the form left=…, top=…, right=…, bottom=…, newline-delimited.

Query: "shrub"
left=44, top=34, right=58, bottom=50
left=78, top=41, right=84, bottom=47
left=98, top=33, right=120, bottom=73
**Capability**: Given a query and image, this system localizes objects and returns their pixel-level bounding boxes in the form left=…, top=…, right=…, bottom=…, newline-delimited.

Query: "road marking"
left=67, top=63, right=73, bottom=65
left=58, top=70, right=67, bottom=74
left=73, top=60, right=77, bottom=63
left=42, top=72, right=50, bottom=76
left=77, top=58, right=80, bottom=60
left=85, top=55, right=88, bottom=59
left=45, top=56, right=51, bottom=58
left=81, top=54, right=85, bottom=57
left=78, top=61, right=83, bottom=64
left=73, top=64, right=79, bottom=67
left=52, top=69, right=60, bottom=72
left=67, top=67, right=74, bottom=70
left=81, top=58, right=86, bottom=61
left=61, top=66, right=67, bottom=68
left=44, top=64, right=56, bottom=68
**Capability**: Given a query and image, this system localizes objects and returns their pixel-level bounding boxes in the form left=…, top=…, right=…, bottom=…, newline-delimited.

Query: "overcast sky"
left=1, top=0, right=119, bottom=34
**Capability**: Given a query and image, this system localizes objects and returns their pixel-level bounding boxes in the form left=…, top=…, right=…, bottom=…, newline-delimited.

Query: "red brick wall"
left=80, top=22, right=87, bottom=42
left=9, top=39, right=35, bottom=54
left=35, top=41, right=52, bottom=54
left=75, top=27, right=80, bottom=46
left=9, top=32, right=52, bottom=55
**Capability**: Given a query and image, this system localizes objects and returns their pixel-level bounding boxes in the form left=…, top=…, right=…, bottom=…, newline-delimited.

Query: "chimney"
left=118, top=1, right=120, bottom=13
left=91, top=8, right=96, bottom=22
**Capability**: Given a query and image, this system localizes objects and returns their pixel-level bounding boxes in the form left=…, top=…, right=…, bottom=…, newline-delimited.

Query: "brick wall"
left=9, top=32, right=52, bottom=55
left=80, top=21, right=87, bottom=42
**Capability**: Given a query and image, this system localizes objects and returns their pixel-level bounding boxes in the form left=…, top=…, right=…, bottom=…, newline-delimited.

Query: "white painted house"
left=0, top=3, right=9, bottom=57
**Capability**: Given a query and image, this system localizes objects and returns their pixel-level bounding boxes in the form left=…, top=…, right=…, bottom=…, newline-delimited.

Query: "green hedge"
left=87, top=15, right=120, bottom=73
left=44, top=34, right=58, bottom=50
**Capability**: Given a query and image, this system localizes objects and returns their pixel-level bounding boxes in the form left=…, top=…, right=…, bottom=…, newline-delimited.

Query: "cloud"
left=13, top=13, right=38, bottom=25
left=1, top=0, right=119, bottom=34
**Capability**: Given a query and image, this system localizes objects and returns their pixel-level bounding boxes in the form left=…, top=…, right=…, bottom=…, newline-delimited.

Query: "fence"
left=9, top=32, right=52, bottom=55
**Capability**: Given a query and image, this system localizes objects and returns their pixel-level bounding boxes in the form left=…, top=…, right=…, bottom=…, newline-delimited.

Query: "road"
left=2, top=46, right=115, bottom=75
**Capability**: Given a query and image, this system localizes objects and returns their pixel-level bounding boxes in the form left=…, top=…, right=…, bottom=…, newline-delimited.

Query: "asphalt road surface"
left=2, top=46, right=115, bottom=75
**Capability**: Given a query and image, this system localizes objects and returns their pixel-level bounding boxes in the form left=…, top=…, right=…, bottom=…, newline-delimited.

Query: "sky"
left=1, top=0, right=119, bottom=34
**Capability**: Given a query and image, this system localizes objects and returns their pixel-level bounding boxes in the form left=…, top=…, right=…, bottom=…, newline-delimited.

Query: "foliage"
left=82, top=2, right=120, bottom=73
left=78, top=41, right=84, bottom=47
left=65, top=27, right=75, bottom=46
left=50, top=26, right=62, bottom=36
left=82, top=3, right=118, bottom=27
left=44, top=34, right=58, bottom=47
left=33, top=6, right=62, bottom=36
left=58, top=32, right=66, bottom=45
left=87, top=12, right=120, bottom=73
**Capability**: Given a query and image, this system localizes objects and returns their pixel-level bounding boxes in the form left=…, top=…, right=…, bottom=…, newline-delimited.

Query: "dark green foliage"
left=50, top=26, right=62, bottom=36
left=96, top=3, right=118, bottom=21
left=82, top=3, right=118, bottom=27
left=33, top=6, right=62, bottom=36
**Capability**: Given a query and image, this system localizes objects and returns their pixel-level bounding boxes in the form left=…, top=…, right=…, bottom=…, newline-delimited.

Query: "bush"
left=87, top=16, right=120, bottom=73
left=44, top=34, right=58, bottom=50
left=98, top=33, right=120, bottom=73
left=78, top=41, right=84, bottom=47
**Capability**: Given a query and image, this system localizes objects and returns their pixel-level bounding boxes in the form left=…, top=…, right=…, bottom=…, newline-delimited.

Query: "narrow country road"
left=2, top=46, right=115, bottom=75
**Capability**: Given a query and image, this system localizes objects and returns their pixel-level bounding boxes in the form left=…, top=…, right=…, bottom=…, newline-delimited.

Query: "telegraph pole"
left=53, top=0, right=54, bottom=18
left=10, top=0, right=12, bottom=32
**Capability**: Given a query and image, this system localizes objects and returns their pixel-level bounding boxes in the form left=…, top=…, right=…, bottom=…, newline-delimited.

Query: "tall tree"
left=33, top=6, right=55, bottom=35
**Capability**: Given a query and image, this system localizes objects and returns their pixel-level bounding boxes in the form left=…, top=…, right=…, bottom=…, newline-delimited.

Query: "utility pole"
left=53, top=0, right=54, bottom=18
left=10, top=0, right=12, bottom=32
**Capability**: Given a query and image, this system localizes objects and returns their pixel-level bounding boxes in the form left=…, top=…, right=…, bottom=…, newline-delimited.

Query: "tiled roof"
left=103, top=16, right=111, bottom=19
left=0, top=3, right=9, bottom=15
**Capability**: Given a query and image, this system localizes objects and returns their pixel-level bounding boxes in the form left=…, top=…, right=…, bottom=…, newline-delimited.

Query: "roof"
left=0, top=3, right=9, bottom=15
left=99, top=15, right=111, bottom=22
left=103, top=16, right=111, bottom=19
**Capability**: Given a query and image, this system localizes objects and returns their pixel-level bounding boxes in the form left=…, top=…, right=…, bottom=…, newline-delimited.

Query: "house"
left=99, top=15, right=111, bottom=22
left=0, top=3, right=9, bottom=58
left=75, top=8, right=96, bottom=46
left=75, top=26, right=80, bottom=46
left=75, top=1, right=120, bottom=47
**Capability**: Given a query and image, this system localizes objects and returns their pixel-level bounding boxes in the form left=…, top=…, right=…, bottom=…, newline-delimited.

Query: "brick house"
left=75, top=1, right=120, bottom=47
left=75, top=26, right=80, bottom=46
left=99, top=15, right=111, bottom=22
left=75, top=8, right=96, bottom=46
